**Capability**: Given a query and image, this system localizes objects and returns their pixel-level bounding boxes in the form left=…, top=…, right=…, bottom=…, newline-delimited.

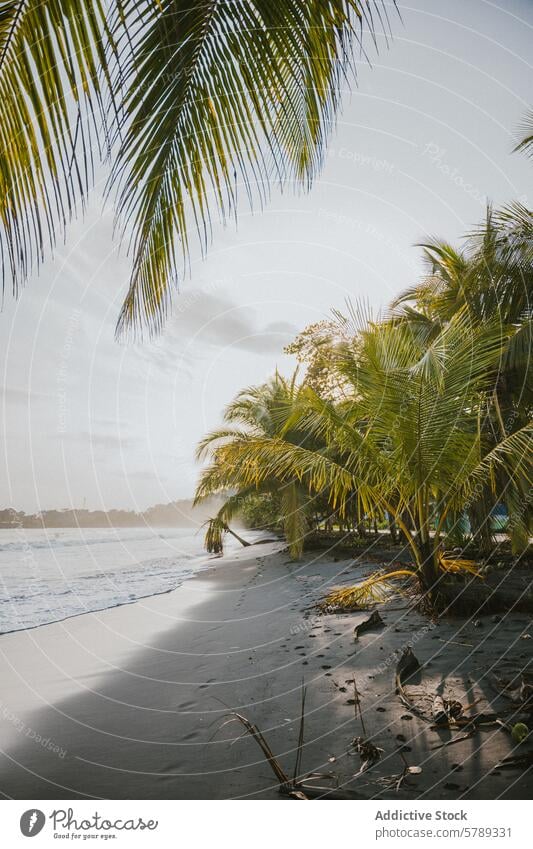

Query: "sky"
left=1, top=0, right=532, bottom=513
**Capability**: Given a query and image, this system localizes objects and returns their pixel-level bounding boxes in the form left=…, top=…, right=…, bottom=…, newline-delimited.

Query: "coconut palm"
left=206, top=311, right=532, bottom=601
left=0, top=0, right=390, bottom=334
left=392, top=205, right=533, bottom=552
left=194, top=371, right=328, bottom=558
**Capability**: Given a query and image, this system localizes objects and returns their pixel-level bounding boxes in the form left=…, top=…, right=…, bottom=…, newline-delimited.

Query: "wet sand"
left=0, top=543, right=532, bottom=799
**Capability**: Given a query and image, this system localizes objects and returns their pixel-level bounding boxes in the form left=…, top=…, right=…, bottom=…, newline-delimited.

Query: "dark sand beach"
left=1, top=543, right=532, bottom=800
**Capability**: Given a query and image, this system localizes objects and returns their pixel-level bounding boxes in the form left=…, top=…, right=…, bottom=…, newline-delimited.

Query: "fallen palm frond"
left=320, top=569, right=416, bottom=612
left=438, top=554, right=483, bottom=577
left=320, top=556, right=485, bottom=614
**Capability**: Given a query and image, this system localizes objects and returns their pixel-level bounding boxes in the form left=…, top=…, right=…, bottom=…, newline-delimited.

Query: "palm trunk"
left=467, top=498, right=494, bottom=555
left=415, top=488, right=440, bottom=596
left=418, top=539, right=439, bottom=593
left=225, top=525, right=251, bottom=547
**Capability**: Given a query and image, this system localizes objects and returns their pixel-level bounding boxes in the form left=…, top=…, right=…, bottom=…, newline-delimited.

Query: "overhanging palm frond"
left=0, top=1, right=394, bottom=332
left=503, top=318, right=533, bottom=372
left=0, top=0, right=112, bottom=292
left=111, top=0, right=394, bottom=336
left=514, top=109, right=533, bottom=159
left=460, top=420, right=533, bottom=500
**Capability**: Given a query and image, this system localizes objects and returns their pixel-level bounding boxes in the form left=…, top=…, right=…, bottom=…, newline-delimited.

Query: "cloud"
left=54, top=431, right=145, bottom=450
left=3, top=386, right=51, bottom=404
left=163, top=291, right=297, bottom=354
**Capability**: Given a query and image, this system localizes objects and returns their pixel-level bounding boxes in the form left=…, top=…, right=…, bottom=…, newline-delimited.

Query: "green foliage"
left=195, top=205, right=533, bottom=589
left=194, top=372, right=324, bottom=559
left=240, top=493, right=282, bottom=531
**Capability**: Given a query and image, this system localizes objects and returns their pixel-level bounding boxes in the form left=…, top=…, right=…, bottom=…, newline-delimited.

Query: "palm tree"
left=207, top=310, right=532, bottom=601
left=0, top=0, right=391, bottom=335
left=392, top=205, right=533, bottom=552
left=194, top=371, right=326, bottom=558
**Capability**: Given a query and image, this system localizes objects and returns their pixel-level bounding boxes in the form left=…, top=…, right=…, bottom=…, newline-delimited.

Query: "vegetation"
left=195, top=205, right=532, bottom=606
left=239, top=493, right=283, bottom=533
left=0, top=0, right=393, bottom=336
left=195, top=372, right=326, bottom=559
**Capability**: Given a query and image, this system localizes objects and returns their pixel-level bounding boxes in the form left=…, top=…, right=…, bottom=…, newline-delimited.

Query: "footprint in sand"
left=182, top=730, right=200, bottom=741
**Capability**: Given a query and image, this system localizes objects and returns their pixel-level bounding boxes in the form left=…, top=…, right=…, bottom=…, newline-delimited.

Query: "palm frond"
left=0, top=0, right=112, bottom=292
left=321, top=569, right=416, bottom=611
left=438, top=555, right=483, bottom=577
left=204, top=515, right=226, bottom=554
left=111, top=0, right=394, bottom=335
left=514, top=109, right=533, bottom=159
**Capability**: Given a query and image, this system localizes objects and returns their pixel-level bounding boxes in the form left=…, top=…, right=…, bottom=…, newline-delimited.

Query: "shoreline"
left=0, top=543, right=532, bottom=800
left=0, top=527, right=268, bottom=636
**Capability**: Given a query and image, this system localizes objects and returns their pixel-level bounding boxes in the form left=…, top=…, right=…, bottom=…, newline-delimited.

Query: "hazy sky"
left=1, top=0, right=532, bottom=513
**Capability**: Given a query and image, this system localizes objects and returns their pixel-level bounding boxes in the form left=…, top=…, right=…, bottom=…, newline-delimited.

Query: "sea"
left=0, top=526, right=241, bottom=635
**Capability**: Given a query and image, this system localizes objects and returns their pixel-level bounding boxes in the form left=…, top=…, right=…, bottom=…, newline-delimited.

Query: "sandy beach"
left=0, top=543, right=532, bottom=800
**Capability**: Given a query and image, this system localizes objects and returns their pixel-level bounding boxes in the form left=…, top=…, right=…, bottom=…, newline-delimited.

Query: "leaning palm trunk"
left=204, top=516, right=251, bottom=554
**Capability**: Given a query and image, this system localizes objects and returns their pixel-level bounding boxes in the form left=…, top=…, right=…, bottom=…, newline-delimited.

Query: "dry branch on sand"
left=219, top=687, right=353, bottom=799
